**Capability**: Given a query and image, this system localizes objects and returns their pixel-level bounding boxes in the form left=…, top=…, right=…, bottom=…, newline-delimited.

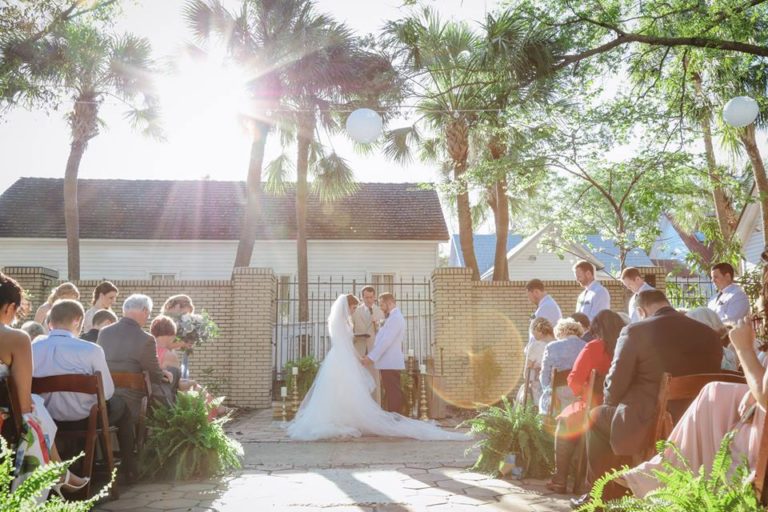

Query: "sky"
left=0, top=0, right=491, bottom=235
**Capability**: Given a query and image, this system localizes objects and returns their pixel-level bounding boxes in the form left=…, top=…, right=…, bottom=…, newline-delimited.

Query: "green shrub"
left=284, top=356, right=320, bottom=399
left=0, top=437, right=112, bottom=511
left=460, top=397, right=553, bottom=478
left=578, top=432, right=761, bottom=512
left=140, top=389, right=243, bottom=480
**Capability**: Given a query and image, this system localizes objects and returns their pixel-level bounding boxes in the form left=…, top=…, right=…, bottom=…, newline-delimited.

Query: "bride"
left=287, top=294, right=467, bottom=441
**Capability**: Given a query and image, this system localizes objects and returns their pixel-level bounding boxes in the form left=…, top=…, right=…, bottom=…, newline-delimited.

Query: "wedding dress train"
left=287, top=295, right=467, bottom=441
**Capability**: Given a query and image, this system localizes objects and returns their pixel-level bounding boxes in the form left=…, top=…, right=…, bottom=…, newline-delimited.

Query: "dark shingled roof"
left=0, top=178, right=448, bottom=241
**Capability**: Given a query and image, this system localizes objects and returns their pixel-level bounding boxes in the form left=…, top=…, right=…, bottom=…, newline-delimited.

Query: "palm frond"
left=264, top=153, right=294, bottom=195
left=311, top=151, right=358, bottom=202
left=382, top=125, right=422, bottom=165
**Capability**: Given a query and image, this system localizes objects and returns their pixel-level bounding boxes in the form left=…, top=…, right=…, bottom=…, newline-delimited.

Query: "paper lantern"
left=346, top=108, right=383, bottom=144
left=723, top=96, right=759, bottom=128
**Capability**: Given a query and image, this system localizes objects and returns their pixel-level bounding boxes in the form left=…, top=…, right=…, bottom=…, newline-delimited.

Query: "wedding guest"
left=81, top=309, right=118, bottom=343
left=352, top=286, right=384, bottom=404
left=517, top=317, right=556, bottom=408
left=161, top=295, right=195, bottom=378
left=685, top=307, right=735, bottom=370
left=620, top=267, right=655, bottom=323
left=546, top=310, right=625, bottom=493
left=33, top=283, right=80, bottom=331
left=31, top=299, right=137, bottom=483
left=82, top=281, right=119, bottom=333
left=0, top=274, right=89, bottom=495
left=571, top=313, right=595, bottom=343
left=526, top=279, right=562, bottom=346
left=98, top=295, right=170, bottom=425
left=362, top=293, right=405, bottom=413
left=573, top=261, right=611, bottom=321
left=20, top=321, right=45, bottom=341
left=708, top=262, right=750, bottom=323
left=571, top=290, right=723, bottom=509
left=620, top=317, right=765, bottom=497
left=539, top=318, right=586, bottom=415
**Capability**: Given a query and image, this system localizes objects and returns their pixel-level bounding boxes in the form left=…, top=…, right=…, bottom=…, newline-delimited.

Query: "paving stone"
left=97, top=497, right=153, bottom=511
left=147, top=498, right=203, bottom=510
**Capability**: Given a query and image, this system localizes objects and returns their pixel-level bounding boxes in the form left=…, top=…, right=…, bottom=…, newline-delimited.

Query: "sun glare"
left=156, top=50, right=252, bottom=178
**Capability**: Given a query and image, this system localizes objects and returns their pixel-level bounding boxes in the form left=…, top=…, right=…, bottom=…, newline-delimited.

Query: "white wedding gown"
left=287, top=295, right=467, bottom=441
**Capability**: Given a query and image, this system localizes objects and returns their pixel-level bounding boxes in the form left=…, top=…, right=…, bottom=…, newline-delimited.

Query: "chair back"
left=547, top=368, right=571, bottom=417
left=111, top=372, right=149, bottom=393
left=0, top=376, right=23, bottom=445
left=31, top=373, right=101, bottom=396
left=647, top=372, right=747, bottom=458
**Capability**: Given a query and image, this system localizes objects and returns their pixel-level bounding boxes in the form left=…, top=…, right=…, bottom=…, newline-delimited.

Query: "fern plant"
left=460, top=397, right=553, bottom=478
left=577, top=432, right=762, bottom=511
left=0, top=437, right=112, bottom=511
left=140, top=389, right=244, bottom=480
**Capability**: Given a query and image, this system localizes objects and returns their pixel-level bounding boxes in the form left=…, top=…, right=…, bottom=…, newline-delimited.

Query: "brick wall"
left=431, top=266, right=667, bottom=408
left=2, top=266, right=276, bottom=409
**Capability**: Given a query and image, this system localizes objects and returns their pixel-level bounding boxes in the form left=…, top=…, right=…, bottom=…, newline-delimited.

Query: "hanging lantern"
left=723, top=96, right=759, bottom=128
left=346, top=108, right=383, bottom=144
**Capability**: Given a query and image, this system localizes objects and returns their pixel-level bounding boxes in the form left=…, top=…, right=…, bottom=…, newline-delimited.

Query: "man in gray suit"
left=97, top=294, right=170, bottom=424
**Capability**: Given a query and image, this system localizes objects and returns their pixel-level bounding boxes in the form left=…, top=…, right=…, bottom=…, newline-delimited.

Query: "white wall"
left=0, top=238, right=440, bottom=280
left=743, top=221, right=764, bottom=267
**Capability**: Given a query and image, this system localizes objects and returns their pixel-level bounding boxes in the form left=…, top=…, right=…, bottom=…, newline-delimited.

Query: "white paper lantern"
left=346, top=108, right=383, bottom=144
left=723, top=96, right=760, bottom=128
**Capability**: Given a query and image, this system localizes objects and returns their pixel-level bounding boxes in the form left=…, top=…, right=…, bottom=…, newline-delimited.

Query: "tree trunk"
left=64, top=140, right=86, bottom=281
left=741, top=125, right=768, bottom=248
left=446, top=118, right=480, bottom=280
left=296, top=113, right=313, bottom=322
left=692, top=72, right=738, bottom=240
left=234, top=121, right=270, bottom=269
left=491, top=178, right=510, bottom=281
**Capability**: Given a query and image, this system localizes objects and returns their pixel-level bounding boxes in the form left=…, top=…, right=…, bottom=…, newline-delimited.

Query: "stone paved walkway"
left=94, top=409, right=573, bottom=511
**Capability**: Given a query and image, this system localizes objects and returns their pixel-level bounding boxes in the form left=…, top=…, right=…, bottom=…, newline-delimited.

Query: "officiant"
left=352, top=286, right=384, bottom=404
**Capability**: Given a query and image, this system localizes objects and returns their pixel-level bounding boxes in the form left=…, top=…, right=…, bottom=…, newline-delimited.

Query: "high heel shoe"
left=51, top=470, right=90, bottom=497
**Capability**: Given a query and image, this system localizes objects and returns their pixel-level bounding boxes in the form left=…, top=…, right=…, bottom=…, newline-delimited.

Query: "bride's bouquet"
left=174, top=311, right=220, bottom=354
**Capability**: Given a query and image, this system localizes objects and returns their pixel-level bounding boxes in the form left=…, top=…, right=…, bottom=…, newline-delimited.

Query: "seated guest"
left=81, top=309, right=118, bottom=343
left=150, top=315, right=184, bottom=394
left=0, top=274, right=88, bottom=495
left=685, top=307, right=737, bottom=371
left=621, top=317, right=764, bottom=496
left=517, top=318, right=556, bottom=408
left=540, top=318, right=586, bottom=415
left=547, top=310, right=626, bottom=493
left=98, top=295, right=171, bottom=421
left=20, top=321, right=45, bottom=341
left=31, top=299, right=137, bottom=483
left=33, top=283, right=80, bottom=332
left=82, top=281, right=119, bottom=333
left=571, top=313, right=594, bottom=343
left=571, top=290, right=723, bottom=508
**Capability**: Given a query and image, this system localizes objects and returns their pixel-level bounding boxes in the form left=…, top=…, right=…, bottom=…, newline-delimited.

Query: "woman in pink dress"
left=622, top=317, right=766, bottom=497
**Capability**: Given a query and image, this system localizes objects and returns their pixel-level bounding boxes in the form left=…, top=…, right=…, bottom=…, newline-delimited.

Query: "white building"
left=736, top=186, right=765, bottom=268
left=0, top=178, right=448, bottom=282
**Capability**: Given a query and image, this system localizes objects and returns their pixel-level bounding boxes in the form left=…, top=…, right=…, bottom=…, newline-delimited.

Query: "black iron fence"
left=665, top=276, right=717, bottom=310
left=272, top=276, right=433, bottom=389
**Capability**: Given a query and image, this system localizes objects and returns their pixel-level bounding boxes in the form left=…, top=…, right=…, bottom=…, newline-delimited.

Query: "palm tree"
left=50, top=24, right=158, bottom=279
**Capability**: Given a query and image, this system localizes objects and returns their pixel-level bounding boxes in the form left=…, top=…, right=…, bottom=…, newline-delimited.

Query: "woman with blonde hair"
left=539, top=317, right=586, bottom=415
left=685, top=306, right=738, bottom=370
left=33, top=282, right=80, bottom=331
left=161, top=295, right=196, bottom=378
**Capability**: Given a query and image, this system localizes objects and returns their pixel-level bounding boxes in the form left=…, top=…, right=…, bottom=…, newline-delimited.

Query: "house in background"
left=736, top=187, right=765, bottom=268
left=448, top=226, right=653, bottom=281
left=0, top=178, right=448, bottom=283
left=649, top=213, right=712, bottom=276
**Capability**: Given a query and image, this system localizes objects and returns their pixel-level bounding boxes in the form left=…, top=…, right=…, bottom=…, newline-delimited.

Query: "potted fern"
left=461, top=397, right=553, bottom=478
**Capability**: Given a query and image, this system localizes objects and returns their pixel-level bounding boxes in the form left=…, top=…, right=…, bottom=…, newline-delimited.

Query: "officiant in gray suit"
left=352, top=286, right=384, bottom=404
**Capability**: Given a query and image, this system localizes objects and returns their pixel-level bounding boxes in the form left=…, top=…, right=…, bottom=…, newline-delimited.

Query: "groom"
left=361, top=293, right=405, bottom=413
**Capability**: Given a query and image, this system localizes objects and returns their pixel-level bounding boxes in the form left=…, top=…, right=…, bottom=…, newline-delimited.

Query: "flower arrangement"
left=174, top=311, right=220, bottom=353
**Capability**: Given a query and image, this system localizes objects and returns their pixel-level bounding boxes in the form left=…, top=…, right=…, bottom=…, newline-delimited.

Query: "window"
left=150, top=273, right=176, bottom=281
left=371, top=273, right=395, bottom=294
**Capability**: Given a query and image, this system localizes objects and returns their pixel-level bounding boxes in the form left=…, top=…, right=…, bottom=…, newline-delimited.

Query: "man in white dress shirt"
left=362, top=293, right=405, bottom=413
left=526, top=279, right=562, bottom=344
left=621, top=267, right=655, bottom=323
left=573, top=260, right=611, bottom=321
left=32, top=299, right=138, bottom=481
left=351, top=286, right=384, bottom=404
left=708, top=262, right=750, bottom=323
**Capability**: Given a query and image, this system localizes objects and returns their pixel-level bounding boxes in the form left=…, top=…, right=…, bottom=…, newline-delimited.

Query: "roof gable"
left=0, top=178, right=448, bottom=241
left=449, top=233, right=524, bottom=274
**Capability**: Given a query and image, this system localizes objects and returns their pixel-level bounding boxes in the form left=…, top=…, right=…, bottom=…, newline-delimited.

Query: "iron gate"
left=272, top=276, right=433, bottom=389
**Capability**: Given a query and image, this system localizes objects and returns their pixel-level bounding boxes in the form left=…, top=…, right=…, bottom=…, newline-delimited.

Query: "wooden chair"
left=571, top=369, right=605, bottom=494
left=544, top=368, right=571, bottom=432
left=0, top=375, right=24, bottom=447
left=31, top=371, right=119, bottom=500
left=644, top=372, right=747, bottom=459
left=111, top=372, right=150, bottom=452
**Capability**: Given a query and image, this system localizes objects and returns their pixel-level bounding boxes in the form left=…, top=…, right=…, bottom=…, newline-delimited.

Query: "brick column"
left=2, top=266, right=59, bottom=314
left=431, top=268, right=475, bottom=408
left=636, top=266, right=667, bottom=294
left=230, top=267, right=276, bottom=408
